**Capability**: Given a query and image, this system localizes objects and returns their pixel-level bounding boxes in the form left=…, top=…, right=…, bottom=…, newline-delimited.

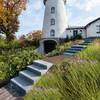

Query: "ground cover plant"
left=0, top=39, right=43, bottom=87
left=25, top=39, right=100, bottom=100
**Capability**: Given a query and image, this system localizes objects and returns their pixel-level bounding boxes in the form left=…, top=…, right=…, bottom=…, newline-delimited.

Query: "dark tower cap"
left=43, top=0, right=66, bottom=5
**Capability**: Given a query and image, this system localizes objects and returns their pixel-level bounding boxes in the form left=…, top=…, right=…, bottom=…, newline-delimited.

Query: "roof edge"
left=85, top=17, right=100, bottom=28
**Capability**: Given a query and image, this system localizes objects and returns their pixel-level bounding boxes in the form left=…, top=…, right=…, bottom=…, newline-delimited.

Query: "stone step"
left=84, top=41, right=92, bottom=43
left=63, top=52, right=74, bottom=56
left=84, top=39, right=93, bottom=42
left=72, top=45, right=87, bottom=48
left=27, top=65, right=47, bottom=76
left=10, top=60, right=53, bottom=95
left=69, top=48, right=83, bottom=51
left=79, top=43, right=89, bottom=45
left=33, top=60, right=53, bottom=70
left=19, top=70, right=40, bottom=83
left=65, top=49, right=79, bottom=53
left=10, top=76, right=32, bottom=95
left=33, top=60, right=47, bottom=69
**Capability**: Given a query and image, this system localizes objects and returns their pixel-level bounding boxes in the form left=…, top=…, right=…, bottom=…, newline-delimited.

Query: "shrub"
left=0, top=46, right=43, bottom=87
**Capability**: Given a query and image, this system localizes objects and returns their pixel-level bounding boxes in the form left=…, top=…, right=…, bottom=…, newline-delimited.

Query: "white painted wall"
left=42, top=0, right=68, bottom=39
left=86, top=19, right=100, bottom=38
left=66, top=29, right=86, bottom=38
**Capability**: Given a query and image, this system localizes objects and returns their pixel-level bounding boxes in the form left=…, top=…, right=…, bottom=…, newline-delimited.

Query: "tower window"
left=50, top=29, right=55, bottom=36
left=51, top=7, right=55, bottom=13
left=51, top=19, right=55, bottom=25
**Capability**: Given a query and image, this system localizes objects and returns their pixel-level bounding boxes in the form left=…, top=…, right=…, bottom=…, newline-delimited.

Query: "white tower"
left=40, top=0, right=68, bottom=54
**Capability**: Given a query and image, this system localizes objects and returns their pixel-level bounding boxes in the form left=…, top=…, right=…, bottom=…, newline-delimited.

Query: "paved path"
left=44, top=55, right=67, bottom=64
left=0, top=85, right=23, bottom=100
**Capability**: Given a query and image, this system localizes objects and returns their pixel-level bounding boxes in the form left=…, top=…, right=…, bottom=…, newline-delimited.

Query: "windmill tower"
left=40, top=0, right=68, bottom=54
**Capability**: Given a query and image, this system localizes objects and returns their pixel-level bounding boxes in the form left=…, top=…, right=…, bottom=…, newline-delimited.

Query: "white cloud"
left=76, top=0, right=100, bottom=12
left=67, top=0, right=100, bottom=12
left=33, top=0, right=42, bottom=12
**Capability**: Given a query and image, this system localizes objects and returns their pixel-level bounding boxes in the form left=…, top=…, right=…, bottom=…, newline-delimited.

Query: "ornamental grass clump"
left=56, top=61, right=100, bottom=100
left=78, top=39, right=100, bottom=62
left=25, top=60, right=100, bottom=100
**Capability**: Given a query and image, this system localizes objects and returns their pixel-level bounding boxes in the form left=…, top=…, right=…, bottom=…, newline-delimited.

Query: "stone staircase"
left=63, top=38, right=94, bottom=56
left=10, top=60, right=53, bottom=95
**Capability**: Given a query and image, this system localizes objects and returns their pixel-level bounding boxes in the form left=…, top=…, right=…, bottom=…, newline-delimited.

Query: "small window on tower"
left=50, top=30, right=55, bottom=36
left=51, top=7, right=55, bottom=13
left=51, top=19, right=55, bottom=25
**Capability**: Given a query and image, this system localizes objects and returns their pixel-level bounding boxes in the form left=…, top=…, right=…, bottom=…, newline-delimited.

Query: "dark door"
left=44, top=40, right=57, bottom=54
left=73, top=30, right=78, bottom=37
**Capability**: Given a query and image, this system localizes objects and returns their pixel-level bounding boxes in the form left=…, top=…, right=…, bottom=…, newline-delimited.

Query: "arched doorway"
left=44, top=40, right=57, bottom=54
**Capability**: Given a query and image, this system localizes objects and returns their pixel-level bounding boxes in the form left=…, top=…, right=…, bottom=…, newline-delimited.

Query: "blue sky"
left=16, top=0, right=100, bottom=37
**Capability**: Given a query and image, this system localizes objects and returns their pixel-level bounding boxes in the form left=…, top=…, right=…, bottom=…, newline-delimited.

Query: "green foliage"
left=25, top=61, right=100, bottom=100
left=0, top=40, right=43, bottom=87
left=0, top=39, right=21, bottom=50
left=25, top=89, right=61, bottom=100
left=0, top=0, right=27, bottom=41
left=78, top=39, right=100, bottom=62
left=25, top=39, right=100, bottom=100
left=47, top=42, right=72, bottom=57
left=47, top=40, right=82, bottom=57
left=70, top=34, right=82, bottom=41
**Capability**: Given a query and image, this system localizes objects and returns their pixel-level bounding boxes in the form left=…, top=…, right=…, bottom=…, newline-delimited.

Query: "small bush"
left=0, top=39, right=43, bottom=87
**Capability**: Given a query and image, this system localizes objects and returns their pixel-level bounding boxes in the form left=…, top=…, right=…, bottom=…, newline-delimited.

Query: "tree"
left=0, top=0, right=27, bottom=41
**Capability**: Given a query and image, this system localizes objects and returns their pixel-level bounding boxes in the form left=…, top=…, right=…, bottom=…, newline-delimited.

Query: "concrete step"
left=27, top=65, right=47, bottom=76
left=79, top=42, right=89, bottom=45
left=10, top=60, right=53, bottom=95
left=63, top=52, right=74, bottom=56
left=33, top=60, right=47, bottom=69
left=69, top=48, right=82, bottom=51
left=84, top=41, right=92, bottom=43
left=10, top=76, right=32, bottom=95
left=72, top=45, right=87, bottom=48
left=65, top=50, right=78, bottom=53
left=84, top=39, right=93, bottom=43
left=19, top=70, right=40, bottom=83
left=33, top=60, right=53, bottom=70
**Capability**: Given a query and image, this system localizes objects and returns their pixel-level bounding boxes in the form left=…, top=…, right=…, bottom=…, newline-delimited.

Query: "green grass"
left=25, top=88, right=61, bottom=100
left=77, top=39, right=100, bottom=62
left=25, top=39, right=100, bottom=100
